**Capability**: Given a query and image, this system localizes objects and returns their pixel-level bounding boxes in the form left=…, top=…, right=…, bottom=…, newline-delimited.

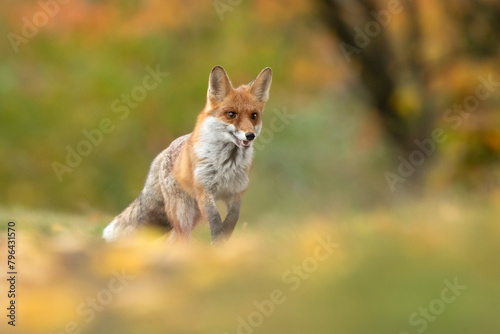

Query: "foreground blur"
left=1, top=197, right=499, bottom=334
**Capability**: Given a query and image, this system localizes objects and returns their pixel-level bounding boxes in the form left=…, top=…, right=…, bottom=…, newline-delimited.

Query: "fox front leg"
left=197, top=192, right=225, bottom=244
left=222, top=195, right=241, bottom=239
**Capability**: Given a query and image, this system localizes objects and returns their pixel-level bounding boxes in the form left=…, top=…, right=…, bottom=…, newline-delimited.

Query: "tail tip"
left=102, top=219, right=117, bottom=242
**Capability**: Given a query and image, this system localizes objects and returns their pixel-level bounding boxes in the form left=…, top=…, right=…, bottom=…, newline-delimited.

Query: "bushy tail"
left=103, top=198, right=142, bottom=242
left=103, top=194, right=173, bottom=242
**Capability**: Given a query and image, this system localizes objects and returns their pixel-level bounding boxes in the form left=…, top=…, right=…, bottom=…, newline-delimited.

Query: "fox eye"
left=251, top=113, right=257, bottom=120
left=227, top=112, right=237, bottom=119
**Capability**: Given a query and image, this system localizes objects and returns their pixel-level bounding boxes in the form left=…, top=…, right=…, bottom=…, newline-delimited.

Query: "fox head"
left=199, top=66, right=272, bottom=149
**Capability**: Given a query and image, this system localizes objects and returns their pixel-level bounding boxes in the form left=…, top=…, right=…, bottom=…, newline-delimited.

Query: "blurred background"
left=0, top=1, right=499, bottom=334
left=1, top=0, right=500, bottom=217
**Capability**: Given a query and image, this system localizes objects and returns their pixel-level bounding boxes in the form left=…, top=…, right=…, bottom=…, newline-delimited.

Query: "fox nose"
left=245, top=132, right=256, bottom=141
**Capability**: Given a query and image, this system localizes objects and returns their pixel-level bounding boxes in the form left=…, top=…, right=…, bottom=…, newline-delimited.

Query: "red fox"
left=103, top=66, right=272, bottom=244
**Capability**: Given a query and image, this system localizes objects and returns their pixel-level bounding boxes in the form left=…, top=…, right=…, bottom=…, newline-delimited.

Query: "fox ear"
left=208, top=66, right=233, bottom=103
left=250, top=67, right=272, bottom=102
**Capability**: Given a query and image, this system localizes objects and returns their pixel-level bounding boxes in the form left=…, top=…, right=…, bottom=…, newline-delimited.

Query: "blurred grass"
left=1, top=196, right=499, bottom=334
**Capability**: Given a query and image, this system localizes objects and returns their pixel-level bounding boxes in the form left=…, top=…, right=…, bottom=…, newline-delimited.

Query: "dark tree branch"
left=319, top=0, right=417, bottom=154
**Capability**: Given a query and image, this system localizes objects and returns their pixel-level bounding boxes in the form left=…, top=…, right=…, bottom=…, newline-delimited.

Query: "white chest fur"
left=194, top=117, right=253, bottom=198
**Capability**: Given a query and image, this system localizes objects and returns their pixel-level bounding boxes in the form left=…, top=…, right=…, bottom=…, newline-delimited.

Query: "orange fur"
left=173, top=85, right=265, bottom=197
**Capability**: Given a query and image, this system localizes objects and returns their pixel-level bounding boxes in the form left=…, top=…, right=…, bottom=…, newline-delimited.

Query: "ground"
left=0, top=197, right=499, bottom=334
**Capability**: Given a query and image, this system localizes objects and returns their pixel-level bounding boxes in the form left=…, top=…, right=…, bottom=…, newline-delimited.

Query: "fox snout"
left=245, top=132, right=255, bottom=141
left=230, top=128, right=255, bottom=148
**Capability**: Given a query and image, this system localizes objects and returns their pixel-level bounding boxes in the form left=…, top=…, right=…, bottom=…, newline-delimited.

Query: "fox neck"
left=192, top=116, right=253, bottom=197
